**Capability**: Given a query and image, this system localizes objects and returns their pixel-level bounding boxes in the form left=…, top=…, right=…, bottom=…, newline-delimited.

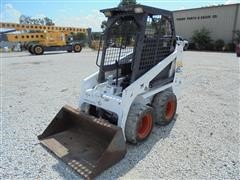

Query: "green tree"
left=191, top=27, right=212, bottom=50
left=19, top=15, right=55, bottom=26
left=118, top=0, right=137, bottom=6
left=214, top=39, right=225, bottom=51
left=43, top=17, right=54, bottom=26
left=19, top=15, right=31, bottom=24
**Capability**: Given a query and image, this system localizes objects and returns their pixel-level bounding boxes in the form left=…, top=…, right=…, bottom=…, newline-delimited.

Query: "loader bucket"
left=38, top=105, right=126, bottom=179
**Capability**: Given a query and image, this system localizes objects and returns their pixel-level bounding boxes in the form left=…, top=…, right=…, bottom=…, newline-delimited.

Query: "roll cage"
left=97, top=5, right=176, bottom=87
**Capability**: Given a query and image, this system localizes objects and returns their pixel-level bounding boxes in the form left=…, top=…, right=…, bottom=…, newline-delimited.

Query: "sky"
left=0, top=0, right=239, bottom=31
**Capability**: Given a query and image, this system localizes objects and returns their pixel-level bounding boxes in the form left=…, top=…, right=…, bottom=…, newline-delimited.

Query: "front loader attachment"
left=38, top=105, right=126, bottom=179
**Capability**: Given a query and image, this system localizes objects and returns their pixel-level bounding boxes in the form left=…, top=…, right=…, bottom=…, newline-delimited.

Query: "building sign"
left=176, top=15, right=218, bottom=21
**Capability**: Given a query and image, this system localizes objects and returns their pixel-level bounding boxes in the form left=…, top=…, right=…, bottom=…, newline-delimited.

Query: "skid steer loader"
left=38, top=5, right=183, bottom=179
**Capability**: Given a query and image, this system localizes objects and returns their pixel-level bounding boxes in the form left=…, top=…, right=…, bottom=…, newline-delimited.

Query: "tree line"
left=19, top=15, right=55, bottom=26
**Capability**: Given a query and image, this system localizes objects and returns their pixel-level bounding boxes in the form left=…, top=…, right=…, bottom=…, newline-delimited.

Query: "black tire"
left=73, top=44, right=82, bottom=53
left=152, top=90, right=177, bottom=126
left=32, top=45, right=44, bottom=55
left=125, top=103, right=153, bottom=144
left=23, top=42, right=29, bottom=50
left=67, top=49, right=72, bottom=53
left=28, top=45, right=34, bottom=54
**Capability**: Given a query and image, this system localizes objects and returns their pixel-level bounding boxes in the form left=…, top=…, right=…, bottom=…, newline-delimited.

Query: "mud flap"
left=38, top=105, right=127, bottom=179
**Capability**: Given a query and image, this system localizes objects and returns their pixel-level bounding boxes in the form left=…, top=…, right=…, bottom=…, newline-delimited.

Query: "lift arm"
left=0, top=22, right=88, bottom=34
left=5, top=33, right=45, bottom=42
left=0, top=22, right=92, bottom=47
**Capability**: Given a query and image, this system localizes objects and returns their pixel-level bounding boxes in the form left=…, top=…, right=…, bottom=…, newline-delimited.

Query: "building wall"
left=235, top=4, right=240, bottom=36
left=173, top=4, right=240, bottom=43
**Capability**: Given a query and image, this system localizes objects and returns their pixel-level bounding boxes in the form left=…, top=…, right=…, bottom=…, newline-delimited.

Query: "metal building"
left=173, top=3, right=240, bottom=43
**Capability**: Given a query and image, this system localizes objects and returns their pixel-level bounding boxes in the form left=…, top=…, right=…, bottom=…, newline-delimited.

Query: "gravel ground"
left=1, top=49, right=239, bottom=179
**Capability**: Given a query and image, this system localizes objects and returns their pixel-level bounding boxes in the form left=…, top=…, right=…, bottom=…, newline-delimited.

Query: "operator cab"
left=96, top=5, right=176, bottom=89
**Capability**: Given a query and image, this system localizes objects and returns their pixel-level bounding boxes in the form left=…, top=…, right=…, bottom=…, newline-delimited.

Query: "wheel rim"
left=137, top=113, right=153, bottom=139
left=165, top=98, right=176, bottom=120
left=75, top=45, right=81, bottom=51
left=35, top=46, right=42, bottom=54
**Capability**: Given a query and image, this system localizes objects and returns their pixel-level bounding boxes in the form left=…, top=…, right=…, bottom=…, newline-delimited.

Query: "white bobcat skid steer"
left=38, top=5, right=183, bottom=179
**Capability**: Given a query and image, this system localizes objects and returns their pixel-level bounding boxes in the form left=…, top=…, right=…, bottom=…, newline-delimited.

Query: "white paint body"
left=79, top=45, right=183, bottom=138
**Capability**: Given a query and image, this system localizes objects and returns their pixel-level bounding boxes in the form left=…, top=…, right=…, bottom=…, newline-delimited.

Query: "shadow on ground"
left=48, top=115, right=177, bottom=179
